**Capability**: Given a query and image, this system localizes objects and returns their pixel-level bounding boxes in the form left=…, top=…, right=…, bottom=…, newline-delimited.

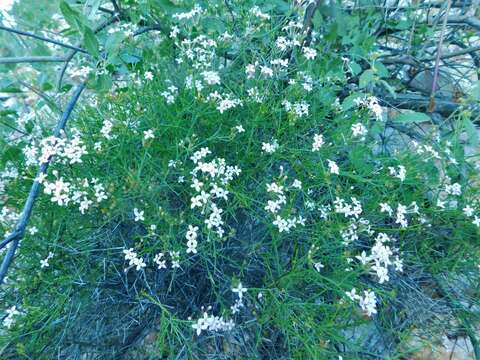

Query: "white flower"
left=133, top=208, right=145, bottom=222
left=292, top=179, right=302, bottom=189
left=191, top=178, right=204, bottom=192
left=245, top=63, right=256, bottom=79
left=123, top=248, right=146, bottom=271
left=327, top=159, right=339, bottom=175
left=28, top=226, right=38, bottom=235
left=359, top=290, right=377, bottom=316
left=235, top=125, right=245, bottom=133
left=186, top=238, right=198, bottom=254
left=186, top=225, right=199, bottom=241
left=302, top=46, right=317, bottom=60
left=170, top=251, right=181, bottom=268
left=351, top=123, right=367, bottom=139
left=260, top=65, right=273, bottom=78
left=445, top=183, right=461, bottom=196
left=262, top=140, right=279, bottom=153
left=388, top=165, right=406, bottom=182
left=355, top=251, right=370, bottom=265
left=100, top=120, right=113, bottom=139
left=202, top=70, right=221, bottom=85
left=346, top=288, right=360, bottom=301
left=379, top=202, right=393, bottom=216
left=3, top=306, right=20, bottom=329
left=144, top=71, right=154, bottom=81
left=473, top=216, right=480, bottom=227
left=312, top=134, right=324, bottom=151
left=154, top=253, right=167, bottom=269
left=144, top=129, right=155, bottom=140
left=463, top=205, right=474, bottom=217
left=232, top=282, right=248, bottom=299
left=314, top=262, right=324, bottom=272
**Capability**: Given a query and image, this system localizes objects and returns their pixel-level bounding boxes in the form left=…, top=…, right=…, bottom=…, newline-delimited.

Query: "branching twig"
left=428, top=0, right=452, bottom=112
left=56, top=15, right=120, bottom=91
left=0, top=25, right=88, bottom=54
left=0, top=82, right=86, bottom=285
left=0, top=56, right=65, bottom=64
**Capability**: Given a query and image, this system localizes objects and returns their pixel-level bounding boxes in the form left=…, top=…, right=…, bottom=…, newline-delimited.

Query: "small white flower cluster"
left=123, top=248, right=147, bottom=271
left=40, top=251, right=54, bottom=269
left=249, top=5, right=270, bottom=21
left=276, top=20, right=302, bottom=49
left=353, top=95, right=383, bottom=120
left=246, top=87, right=264, bottom=103
left=334, top=197, right=363, bottom=218
left=302, top=46, right=317, bottom=60
left=411, top=141, right=441, bottom=160
left=0, top=207, right=19, bottom=233
left=380, top=201, right=419, bottom=228
left=202, top=70, right=221, bottom=85
left=282, top=99, right=310, bottom=118
left=186, top=225, right=199, bottom=254
left=153, top=252, right=166, bottom=269
left=346, top=288, right=377, bottom=316
left=463, top=204, right=480, bottom=227
left=312, top=133, right=324, bottom=151
left=351, top=123, right=368, bottom=140
left=42, top=175, right=108, bottom=213
left=445, top=182, right=461, bottom=196
left=67, top=65, right=92, bottom=79
left=3, top=305, right=21, bottom=329
left=191, top=308, right=235, bottom=336
left=262, top=139, right=279, bottom=154
left=133, top=207, right=144, bottom=222
left=308, top=244, right=324, bottom=272
left=189, top=147, right=241, bottom=238
left=153, top=251, right=181, bottom=269
left=327, top=159, right=340, bottom=175
left=0, top=163, right=18, bottom=194
left=231, top=282, right=248, bottom=314
left=143, top=129, right=155, bottom=140
left=100, top=120, right=114, bottom=140
left=388, top=165, right=406, bottom=182
left=356, top=232, right=403, bottom=284
left=172, top=4, right=203, bottom=20
left=265, top=181, right=306, bottom=233
left=177, top=35, right=217, bottom=70
left=340, top=218, right=373, bottom=246
left=206, top=91, right=243, bottom=114
left=37, top=129, right=88, bottom=165
left=161, top=84, right=179, bottom=104
left=144, top=71, right=154, bottom=81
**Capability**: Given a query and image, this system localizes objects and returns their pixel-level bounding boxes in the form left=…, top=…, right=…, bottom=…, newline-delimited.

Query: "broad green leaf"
left=105, top=32, right=126, bottom=59
left=393, top=111, right=431, bottom=123
left=463, top=116, right=479, bottom=146
left=359, top=69, right=375, bottom=88
left=374, top=62, right=390, bottom=78
left=83, top=27, right=100, bottom=58
left=60, top=1, right=87, bottom=31
left=341, top=93, right=363, bottom=111
left=349, top=61, right=362, bottom=76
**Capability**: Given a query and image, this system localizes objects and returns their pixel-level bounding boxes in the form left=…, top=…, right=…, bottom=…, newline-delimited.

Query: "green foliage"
left=0, top=1, right=479, bottom=359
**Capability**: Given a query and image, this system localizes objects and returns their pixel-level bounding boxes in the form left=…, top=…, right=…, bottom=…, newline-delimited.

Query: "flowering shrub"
left=1, top=0, right=479, bottom=358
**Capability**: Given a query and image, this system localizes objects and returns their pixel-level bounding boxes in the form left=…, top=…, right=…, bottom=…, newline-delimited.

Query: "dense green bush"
left=1, top=1, right=479, bottom=359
